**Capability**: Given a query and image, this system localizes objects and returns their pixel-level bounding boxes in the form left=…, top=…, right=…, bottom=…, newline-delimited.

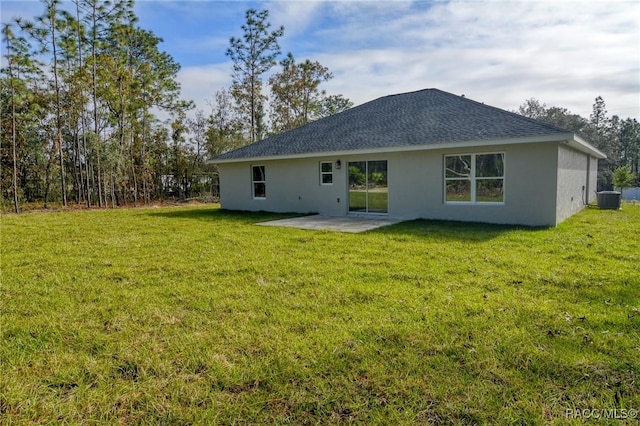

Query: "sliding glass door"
left=348, top=160, right=388, bottom=214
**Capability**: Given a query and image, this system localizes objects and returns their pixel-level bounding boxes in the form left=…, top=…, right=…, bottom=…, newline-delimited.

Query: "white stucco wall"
left=555, top=144, right=594, bottom=224
left=218, top=157, right=348, bottom=216
left=588, top=154, right=598, bottom=204
left=218, top=141, right=581, bottom=227
left=425, top=143, right=558, bottom=226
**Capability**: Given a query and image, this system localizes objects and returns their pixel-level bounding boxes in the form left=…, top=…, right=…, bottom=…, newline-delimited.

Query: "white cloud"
left=177, top=62, right=233, bottom=112
left=268, top=1, right=325, bottom=39
left=304, top=0, right=639, bottom=119
left=3, top=0, right=637, bottom=121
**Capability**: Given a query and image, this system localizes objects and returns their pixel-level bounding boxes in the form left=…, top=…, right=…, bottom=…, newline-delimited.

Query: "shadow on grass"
left=147, top=206, right=549, bottom=242
left=369, top=218, right=549, bottom=242
left=146, top=207, right=308, bottom=224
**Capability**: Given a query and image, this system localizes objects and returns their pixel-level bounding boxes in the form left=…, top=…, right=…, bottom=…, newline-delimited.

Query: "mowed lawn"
left=1, top=204, right=639, bottom=425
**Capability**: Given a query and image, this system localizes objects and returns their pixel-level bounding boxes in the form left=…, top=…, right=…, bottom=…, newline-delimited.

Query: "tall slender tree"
left=30, top=0, right=68, bottom=206
left=51, top=1, right=68, bottom=207
left=80, top=0, right=135, bottom=206
left=1, top=23, right=30, bottom=213
left=226, top=9, right=283, bottom=143
left=1, top=0, right=194, bottom=209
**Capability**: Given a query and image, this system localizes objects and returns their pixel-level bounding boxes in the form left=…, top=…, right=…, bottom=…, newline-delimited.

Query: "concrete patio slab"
left=257, top=215, right=404, bottom=233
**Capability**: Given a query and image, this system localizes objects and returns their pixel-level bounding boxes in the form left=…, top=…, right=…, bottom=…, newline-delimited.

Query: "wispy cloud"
left=177, top=63, right=233, bottom=112
left=286, top=0, right=639, bottom=117
left=3, top=0, right=638, bottom=119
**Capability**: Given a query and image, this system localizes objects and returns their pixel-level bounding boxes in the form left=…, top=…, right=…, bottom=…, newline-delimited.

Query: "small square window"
left=320, top=161, right=333, bottom=185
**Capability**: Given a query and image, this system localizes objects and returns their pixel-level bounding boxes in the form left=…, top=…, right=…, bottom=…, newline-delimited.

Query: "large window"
left=349, top=160, right=388, bottom=213
left=252, top=165, right=266, bottom=199
left=320, top=161, right=333, bottom=185
left=445, top=153, right=504, bottom=203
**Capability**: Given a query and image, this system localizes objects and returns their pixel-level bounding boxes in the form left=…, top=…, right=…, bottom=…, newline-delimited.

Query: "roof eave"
left=211, top=133, right=594, bottom=164
left=566, top=134, right=607, bottom=159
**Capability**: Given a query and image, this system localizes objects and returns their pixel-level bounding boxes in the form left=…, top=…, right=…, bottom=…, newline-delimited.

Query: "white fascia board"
left=211, top=133, right=578, bottom=164
left=567, top=134, right=607, bottom=159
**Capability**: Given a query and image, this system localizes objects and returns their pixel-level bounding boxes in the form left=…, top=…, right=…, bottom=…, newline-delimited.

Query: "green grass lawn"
left=1, top=204, right=639, bottom=424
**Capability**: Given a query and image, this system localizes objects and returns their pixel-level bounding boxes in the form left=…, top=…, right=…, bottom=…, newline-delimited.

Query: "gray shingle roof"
left=213, top=88, right=572, bottom=161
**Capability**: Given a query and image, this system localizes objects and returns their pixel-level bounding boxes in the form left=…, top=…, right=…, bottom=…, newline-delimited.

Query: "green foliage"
left=370, top=171, right=386, bottom=185
left=517, top=97, right=640, bottom=191
left=206, top=88, right=247, bottom=156
left=1, top=0, right=194, bottom=209
left=349, top=165, right=366, bottom=186
left=317, top=94, right=354, bottom=118
left=2, top=205, right=639, bottom=424
left=612, top=165, right=637, bottom=190
left=226, top=8, right=284, bottom=142
left=269, top=53, right=333, bottom=132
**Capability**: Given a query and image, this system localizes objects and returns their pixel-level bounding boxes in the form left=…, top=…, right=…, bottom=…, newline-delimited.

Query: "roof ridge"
left=437, top=89, right=573, bottom=134
left=373, top=88, right=574, bottom=134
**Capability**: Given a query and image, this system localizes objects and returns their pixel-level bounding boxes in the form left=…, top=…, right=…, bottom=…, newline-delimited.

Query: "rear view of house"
left=212, top=89, right=605, bottom=226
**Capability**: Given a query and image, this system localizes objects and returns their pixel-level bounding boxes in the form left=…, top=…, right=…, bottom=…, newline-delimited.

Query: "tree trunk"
left=110, top=171, right=116, bottom=208
left=96, top=155, right=103, bottom=207
left=74, top=132, right=83, bottom=204
left=76, top=1, right=91, bottom=208
left=44, top=144, right=54, bottom=209
left=250, top=75, right=256, bottom=142
left=10, top=69, right=19, bottom=213
left=130, top=134, right=138, bottom=207
left=50, top=4, right=67, bottom=207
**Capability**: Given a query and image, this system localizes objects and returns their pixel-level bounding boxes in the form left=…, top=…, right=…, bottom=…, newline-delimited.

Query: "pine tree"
left=226, top=9, right=283, bottom=143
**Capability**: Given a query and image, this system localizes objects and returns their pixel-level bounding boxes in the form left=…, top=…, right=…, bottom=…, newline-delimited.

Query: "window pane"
left=348, top=162, right=366, bottom=188
left=368, top=160, right=387, bottom=189
left=446, top=180, right=471, bottom=202
left=322, top=174, right=333, bottom=184
left=476, top=179, right=503, bottom=202
left=476, top=154, right=504, bottom=178
left=253, top=182, right=266, bottom=198
left=252, top=166, right=265, bottom=182
left=349, top=162, right=367, bottom=212
left=321, top=162, right=332, bottom=173
left=445, top=155, right=471, bottom=178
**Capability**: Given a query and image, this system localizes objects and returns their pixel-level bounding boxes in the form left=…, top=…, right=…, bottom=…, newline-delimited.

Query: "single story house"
left=212, top=88, right=605, bottom=226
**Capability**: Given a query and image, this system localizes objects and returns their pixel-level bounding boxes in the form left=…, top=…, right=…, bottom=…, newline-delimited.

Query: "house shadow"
left=148, top=206, right=548, bottom=243
left=146, top=207, right=309, bottom=224
left=367, top=218, right=549, bottom=242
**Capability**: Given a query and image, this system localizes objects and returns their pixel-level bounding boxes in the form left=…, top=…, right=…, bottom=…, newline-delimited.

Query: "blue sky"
left=2, top=0, right=639, bottom=121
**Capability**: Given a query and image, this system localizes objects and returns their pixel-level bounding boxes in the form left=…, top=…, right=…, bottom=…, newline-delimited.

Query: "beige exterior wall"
left=381, top=143, right=558, bottom=226
left=219, top=157, right=348, bottom=216
left=588, top=154, right=598, bottom=203
left=555, top=144, right=597, bottom=224
left=218, top=141, right=596, bottom=227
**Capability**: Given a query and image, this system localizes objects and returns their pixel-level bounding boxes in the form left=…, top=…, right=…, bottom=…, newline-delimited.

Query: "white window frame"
left=251, top=165, right=266, bottom=199
left=320, top=161, right=333, bottom=185
left=444, top=152, right=505, bottom=204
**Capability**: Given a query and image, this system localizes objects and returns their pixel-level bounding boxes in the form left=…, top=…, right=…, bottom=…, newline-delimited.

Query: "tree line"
left=2, top=2, right=637, bottom=213
left=516, top=97, right=640, bottom=191
left=1, top=3, right=352, bottom=213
